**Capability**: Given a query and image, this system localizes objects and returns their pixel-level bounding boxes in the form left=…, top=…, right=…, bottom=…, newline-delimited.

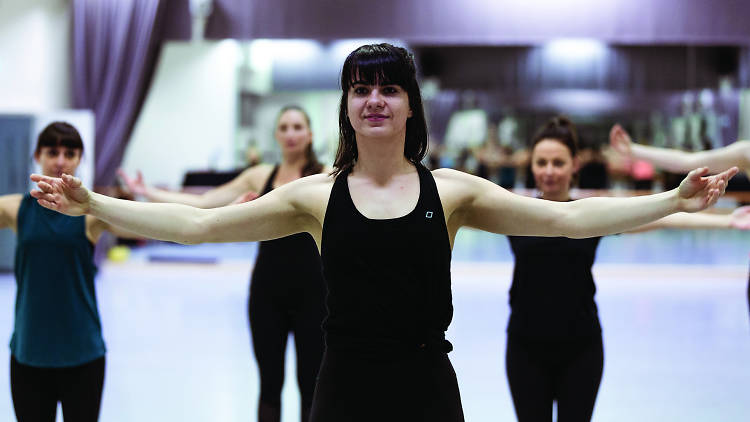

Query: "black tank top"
left=507, top=235, right=602, bottom=339
left=254, top=166, right=323, bottom=279
left=321, top=164, right=453, bottom=355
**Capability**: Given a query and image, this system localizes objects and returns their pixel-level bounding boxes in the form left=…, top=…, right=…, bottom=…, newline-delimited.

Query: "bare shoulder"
left=269, top=172, right=333, bottom=228
left=85, top=215, right=106, bottom=242
left=285, top=172, right=335, bottom=199
left=238, top=163, right=275, bottom=192
left=0, top=194, right=24, bottom=230
left=432, top=168, right=487, bottom=197
left=0, top=194, right=23, bottom=215
left=0, top=193, right=23, bottom=208
left=431, top=168, right=492, bottom=216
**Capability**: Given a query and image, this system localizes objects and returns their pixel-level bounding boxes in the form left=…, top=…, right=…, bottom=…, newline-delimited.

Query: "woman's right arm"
left=610, top=124, right=750, bottom=173
left=0, top=194, right=22, bottom=231
left=31, top=173, right=325, bottom=245
left=118, top=165, right=272, bottom=208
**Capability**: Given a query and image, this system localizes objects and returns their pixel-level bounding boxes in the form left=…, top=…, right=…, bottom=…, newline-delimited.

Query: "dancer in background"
left=609, top=123, right=750, bottom=176
left=119, top=105, right=327, bottom=422
left=610, top=123, right=750, bottom=326
left=507, top=117, right=749, bottom=422
left=0, top=122, right=139, bottom=422
left=30, top=44, right=737, bottom=422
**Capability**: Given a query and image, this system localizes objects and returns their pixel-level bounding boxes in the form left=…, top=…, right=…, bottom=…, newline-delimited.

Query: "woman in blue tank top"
left=506, top=117, right=750, bottom=422
left=0, top=122, right=138, bottom=422
left=118, top=106, right=328, bottom=422
left=31, top=44, right=739, bottom=421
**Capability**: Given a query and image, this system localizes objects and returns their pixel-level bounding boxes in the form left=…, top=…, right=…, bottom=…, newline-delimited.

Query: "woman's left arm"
left=439, top=166, right=738, bottom=238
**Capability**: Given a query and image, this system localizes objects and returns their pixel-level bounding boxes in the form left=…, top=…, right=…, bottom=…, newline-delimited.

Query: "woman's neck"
left=352, top=134, right=414, bottom=183
left=279, top=151, right=307, bottom=173
left=540, top=190, right=571, bottom=202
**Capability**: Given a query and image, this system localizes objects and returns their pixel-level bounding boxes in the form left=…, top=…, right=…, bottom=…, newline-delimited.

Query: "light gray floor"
left=0, top=229, right=748, bottom=421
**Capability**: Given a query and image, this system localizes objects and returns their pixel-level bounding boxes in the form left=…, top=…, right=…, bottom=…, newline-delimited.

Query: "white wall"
left=122, top=41, right=240, bottom=188
left=0, top=0, right=71, bottom=111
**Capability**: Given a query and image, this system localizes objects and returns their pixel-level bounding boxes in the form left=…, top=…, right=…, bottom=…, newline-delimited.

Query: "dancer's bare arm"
left=435, top=167, right=737, bottom=242
left=609, top=124, right=750, bottom=173
left=627, top=206, right=750, bottom=233
left=85, top=216, right=148, bottom=244
left=0, top=194, right=22, bottom=232
left=117, top=165, right=273, bottom=208
left=32, top=173, right=331, bottom=245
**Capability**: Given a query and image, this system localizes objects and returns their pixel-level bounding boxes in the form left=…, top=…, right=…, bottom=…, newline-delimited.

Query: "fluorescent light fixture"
left=542, top=38, right=607, bottom=62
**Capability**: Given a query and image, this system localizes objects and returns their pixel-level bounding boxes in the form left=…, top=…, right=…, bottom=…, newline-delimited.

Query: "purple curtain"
left=72, top=0, right=167, bottom=186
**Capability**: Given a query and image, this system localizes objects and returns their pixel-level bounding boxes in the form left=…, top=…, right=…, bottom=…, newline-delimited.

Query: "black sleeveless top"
left=321, top=164, right=453, bottom=355
left=507, top=235, right=602, bottom=339
left=254, top=166, right=323, bottom=279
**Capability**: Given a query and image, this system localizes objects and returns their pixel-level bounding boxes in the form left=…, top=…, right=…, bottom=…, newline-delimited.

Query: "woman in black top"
left=119, top=106, right=327, bottom=422
left=507, top=117, right=750, bottom=422
left=32, top=44, right=737, bottom=421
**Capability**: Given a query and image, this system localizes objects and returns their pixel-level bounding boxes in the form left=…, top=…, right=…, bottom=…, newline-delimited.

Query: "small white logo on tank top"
left=425, top=211, right=433, bottom=219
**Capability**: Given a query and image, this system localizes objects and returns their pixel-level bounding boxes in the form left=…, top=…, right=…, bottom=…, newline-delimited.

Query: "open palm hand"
left=30, top=173, right=91, bottom=216
left=677, top=167, right=738, bottom=212
left=609, top=124, right=633, bottom=156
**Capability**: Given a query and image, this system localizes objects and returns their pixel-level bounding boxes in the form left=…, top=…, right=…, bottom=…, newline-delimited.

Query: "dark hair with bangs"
left=35, top=122, right=84, bottom=156
left=332, top=43, right=428, bottom=176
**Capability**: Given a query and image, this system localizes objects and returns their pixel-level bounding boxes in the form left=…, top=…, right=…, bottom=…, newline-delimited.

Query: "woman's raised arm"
left=439, top=166, right=738, bottom=239
left=609, top=124, right=750, bottom=174
left=117, top=166, right=269, bottom=209
left=31, top=173, right=327, bottom=245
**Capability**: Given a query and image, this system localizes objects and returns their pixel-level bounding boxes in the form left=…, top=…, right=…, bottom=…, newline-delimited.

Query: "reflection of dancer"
left=32, top=44, right=737, bottom=421
left=508, top=117, right=750, bottom=422
left=119, top=106, right=326, bottom=422
left=609, top=124, right=750, bottom=176
left=0, top=122, right=137, bottom=422
left=610, top=124, right=750, bottom=326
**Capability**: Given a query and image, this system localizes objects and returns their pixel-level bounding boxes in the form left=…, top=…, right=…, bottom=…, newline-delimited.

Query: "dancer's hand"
left=117, top=168, right=147, bottom=196
left=231, top=191, right=259, bottom=205
left=730, top=206, right=750, bottom=229
left=677, top=167, right=738, bottom=212
left=30, top=173, right=91, bottom=216
left=609, top=124, right=633, bottom=156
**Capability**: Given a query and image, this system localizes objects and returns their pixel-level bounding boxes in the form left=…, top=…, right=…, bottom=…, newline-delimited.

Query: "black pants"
left=248, top=266, right=326, bottom=422
left=10, top=355, right=105, bottom=422
left=506, top=334, right=603, bottom=422
left=310, top=348, right=465, bottom=422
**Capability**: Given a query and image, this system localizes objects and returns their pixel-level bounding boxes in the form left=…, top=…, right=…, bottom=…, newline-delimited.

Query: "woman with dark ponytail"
left=119, top=106, right=327, bottom=422
left=505, top=117, right=750, bottom=422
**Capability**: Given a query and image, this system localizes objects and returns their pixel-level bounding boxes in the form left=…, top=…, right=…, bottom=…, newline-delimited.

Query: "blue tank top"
left=11, top=194, right=106, bottom=367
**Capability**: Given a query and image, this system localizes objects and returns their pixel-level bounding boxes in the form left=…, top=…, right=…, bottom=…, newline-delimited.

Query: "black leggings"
left=506, top=334, right=603, bottom=422
left=248, top=265, right=326, bottom=422
left=310, top=348, right=465, bottom=422
left=10, top=355, right=105, bottom=422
